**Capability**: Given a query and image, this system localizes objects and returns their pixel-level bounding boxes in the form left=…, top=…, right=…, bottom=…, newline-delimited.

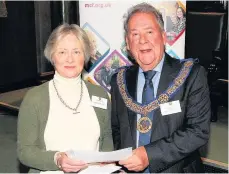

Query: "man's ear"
left=125, top=37, right=130, bottom=50
left=162, top=31, right=167, bottom=45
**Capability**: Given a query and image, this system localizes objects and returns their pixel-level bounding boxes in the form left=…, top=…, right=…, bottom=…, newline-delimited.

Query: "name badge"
left=160, top=100, right=181, bottom=116
left=91, top=96, right=107, bottom=110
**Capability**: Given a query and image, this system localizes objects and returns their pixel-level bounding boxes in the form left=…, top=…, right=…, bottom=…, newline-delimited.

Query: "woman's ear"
left=51, top=58, right=55, bottom=66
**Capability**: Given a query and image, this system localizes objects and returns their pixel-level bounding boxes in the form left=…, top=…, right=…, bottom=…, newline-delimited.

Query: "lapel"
left=151, top=54, right=182, bottom=139
left=125, top=66, right=139, bottom=148
left=156, top=54, right=181, bottom=97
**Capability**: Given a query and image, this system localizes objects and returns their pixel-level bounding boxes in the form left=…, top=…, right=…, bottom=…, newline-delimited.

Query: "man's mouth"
left=140, top=49, right=151, bottom=53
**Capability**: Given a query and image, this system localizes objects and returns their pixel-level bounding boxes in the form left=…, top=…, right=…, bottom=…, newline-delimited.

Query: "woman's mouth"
left=64, top=66, right=75, bottom=69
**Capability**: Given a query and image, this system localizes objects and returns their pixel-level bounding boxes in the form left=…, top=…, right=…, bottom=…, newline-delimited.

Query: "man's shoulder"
left=169, top=57, right=203, bottom=70
left=178, top=58, right=207, bottom=83
left=182, top=58, right=205, bottom=73
left=114, top=65, right=138, bottom=74
left=110, top=65, right=137, bottom=80
left=165, top=56, right=205, bottom=79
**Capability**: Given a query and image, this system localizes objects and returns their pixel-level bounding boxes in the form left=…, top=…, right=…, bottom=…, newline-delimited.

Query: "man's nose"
left=139, top=34, right=147, bottom=44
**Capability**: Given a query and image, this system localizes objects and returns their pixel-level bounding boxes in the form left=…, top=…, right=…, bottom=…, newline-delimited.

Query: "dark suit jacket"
left=110, top=54, right=211, bottom=173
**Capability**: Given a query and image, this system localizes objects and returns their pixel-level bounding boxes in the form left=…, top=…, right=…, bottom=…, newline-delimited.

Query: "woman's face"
left=177, top=8, right=184, bottom=19
left=52, top=33, right=84, bottom=78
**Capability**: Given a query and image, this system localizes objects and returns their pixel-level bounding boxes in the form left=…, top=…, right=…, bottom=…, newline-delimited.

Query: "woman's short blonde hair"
left=44, top=23, right=91, bottom=65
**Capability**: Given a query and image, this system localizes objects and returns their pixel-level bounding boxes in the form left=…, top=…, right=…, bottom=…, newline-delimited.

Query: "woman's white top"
left=44, top=71, right=100, bottom=153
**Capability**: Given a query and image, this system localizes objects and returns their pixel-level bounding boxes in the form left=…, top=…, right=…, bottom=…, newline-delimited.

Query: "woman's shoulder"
left=83, top=80, right=108, bottom=98
left=84, top=80, right=105, bottom=92
left=25, top=81, right=49, bottom=100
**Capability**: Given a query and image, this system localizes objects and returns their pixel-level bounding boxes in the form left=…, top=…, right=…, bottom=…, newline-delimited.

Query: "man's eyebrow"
left=129, top=26, right=154, bottom=31
left=129, top=29, right=138, bottom=32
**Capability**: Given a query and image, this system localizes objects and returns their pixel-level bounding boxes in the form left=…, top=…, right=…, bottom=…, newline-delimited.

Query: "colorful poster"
left=80, top=1, right=186, bottom=92
left=82, top=23, right=110, bottom=72
left=94, top=50, right=132, bottom=91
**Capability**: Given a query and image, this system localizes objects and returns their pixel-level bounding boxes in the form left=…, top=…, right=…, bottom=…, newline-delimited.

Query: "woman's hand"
left=56, top=152, right=87, bottom=173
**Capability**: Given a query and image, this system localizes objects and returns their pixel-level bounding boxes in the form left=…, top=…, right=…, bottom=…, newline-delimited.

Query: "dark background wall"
left=0, top=1, right=37, bottom=91
left=185, top=1, right=228, bottom=79
left=0, top=1, right=79, bottom=92
left=185, top=1, right=228, bottom=118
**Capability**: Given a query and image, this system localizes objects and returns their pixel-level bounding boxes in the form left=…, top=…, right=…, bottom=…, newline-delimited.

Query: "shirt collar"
left=139, top=54, right=165, bottom=73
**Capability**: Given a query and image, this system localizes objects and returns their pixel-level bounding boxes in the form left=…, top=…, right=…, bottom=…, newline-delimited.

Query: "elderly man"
left=110, top=3, right=211, bottom=173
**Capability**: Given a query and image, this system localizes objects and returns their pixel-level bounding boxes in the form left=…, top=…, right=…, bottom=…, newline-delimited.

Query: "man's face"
left=126, top=12, right=166, bottom=71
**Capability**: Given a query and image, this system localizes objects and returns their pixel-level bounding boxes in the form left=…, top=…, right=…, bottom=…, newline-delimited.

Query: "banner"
left=80, top=1, right=186, bottom=92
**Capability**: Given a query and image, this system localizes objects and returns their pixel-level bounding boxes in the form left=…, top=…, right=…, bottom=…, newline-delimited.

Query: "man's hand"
left=119, top=146, right=149, bottom=172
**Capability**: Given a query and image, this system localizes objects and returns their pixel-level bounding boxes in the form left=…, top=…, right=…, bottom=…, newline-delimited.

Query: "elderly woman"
left=17, top=24, right=113, bottom=173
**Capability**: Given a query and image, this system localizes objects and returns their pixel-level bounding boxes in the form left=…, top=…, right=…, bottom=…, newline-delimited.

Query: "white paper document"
left=66, top=147, right=132, bottom=163
left=78, top=164, right=121, bottom=174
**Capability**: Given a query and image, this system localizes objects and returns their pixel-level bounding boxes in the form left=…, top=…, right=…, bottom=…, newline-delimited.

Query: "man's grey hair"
left=123, top=2, right=164, bottom=36
left=44, top=23, right=91, bottom=65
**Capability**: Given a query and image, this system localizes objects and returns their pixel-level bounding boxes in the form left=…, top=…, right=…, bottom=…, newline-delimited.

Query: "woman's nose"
left=66, top=53, right=73, bottom=62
